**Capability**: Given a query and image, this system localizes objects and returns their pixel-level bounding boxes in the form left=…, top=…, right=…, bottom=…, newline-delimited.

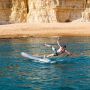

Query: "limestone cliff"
left=0, top=0, right=90, bottom=24
left=27, top=0, right=58, bottom=23
left=0, top=0, right=11, bottom=24
left=82, top=0, right=90, bottom=22
left=10, top=0, right=28, bottom=23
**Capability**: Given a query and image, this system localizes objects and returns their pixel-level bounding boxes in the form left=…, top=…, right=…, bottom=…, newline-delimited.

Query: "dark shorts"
left=53, top=52, right=58, bottom=56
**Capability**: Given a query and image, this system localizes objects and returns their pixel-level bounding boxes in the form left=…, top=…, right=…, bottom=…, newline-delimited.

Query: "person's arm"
left=44, top=43, right=56, bottom=52
left=57, top=40, right=61, bottom=48
left=65, top=50, right=72, bottom=56
left=44, top=43, right=52, bottom=47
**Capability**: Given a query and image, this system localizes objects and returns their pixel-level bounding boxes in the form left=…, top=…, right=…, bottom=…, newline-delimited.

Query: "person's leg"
left=51, top=46, right=57, bottom=55
left=47, top=54, right=54, bottom=57
left=45, top=43, right=57, bottom=57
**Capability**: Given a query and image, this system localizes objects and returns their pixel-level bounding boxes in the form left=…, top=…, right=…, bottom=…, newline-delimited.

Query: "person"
left=44, top=40, right=72, bottom=57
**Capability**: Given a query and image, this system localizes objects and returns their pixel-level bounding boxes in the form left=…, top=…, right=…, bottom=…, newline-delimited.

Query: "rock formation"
left=82, top=0, right=90, bottom=22
left=0, top=0, right=12, bottom=24
left=0, top=0, right=90, bottom=24
left=27, top=0, right=57, bottom=23
left=10, top=0, right=28, bottom=23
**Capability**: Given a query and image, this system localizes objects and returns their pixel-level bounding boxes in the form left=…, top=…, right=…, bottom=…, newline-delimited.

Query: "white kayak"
left=21, top=52, right=51, bottom=63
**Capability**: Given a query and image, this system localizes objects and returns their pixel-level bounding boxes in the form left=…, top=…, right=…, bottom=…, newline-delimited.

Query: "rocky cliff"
left=82, top=0, right=90, bottom=22
left=0, top=0, right=11, bottom=24
left=10, top=0, right=28, bottom=23
left=0, top=0, right=90, bottom=24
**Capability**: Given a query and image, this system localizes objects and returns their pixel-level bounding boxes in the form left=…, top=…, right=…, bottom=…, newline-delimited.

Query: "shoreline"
left=0, top=23, right=90, bottom=39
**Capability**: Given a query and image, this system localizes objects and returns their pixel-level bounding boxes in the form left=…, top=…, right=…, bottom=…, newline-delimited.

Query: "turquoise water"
left=0, top=37, right=90, bottom=90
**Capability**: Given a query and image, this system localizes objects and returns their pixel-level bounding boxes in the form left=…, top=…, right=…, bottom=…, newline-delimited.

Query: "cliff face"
left=82, top=0, right=90, bottom=22
left=0, top=0, right=11, bottom=24
left=0, top=0, right=90, bottom=24
left=55, top=0, right=86, bottom=22
left=10, top=0, right=28, bottom=23
left=27, top=0, right=57, bottom=23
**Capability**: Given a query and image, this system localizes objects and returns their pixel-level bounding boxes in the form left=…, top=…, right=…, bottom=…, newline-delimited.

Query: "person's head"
left=62, top=45, right=66, bottom=49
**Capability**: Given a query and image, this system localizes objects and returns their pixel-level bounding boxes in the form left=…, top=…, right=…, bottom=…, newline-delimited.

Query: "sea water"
left=0, top=37, right=90, bottom=90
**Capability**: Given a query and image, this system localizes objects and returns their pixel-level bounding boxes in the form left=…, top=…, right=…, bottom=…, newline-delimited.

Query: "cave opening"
left=65, top=19, right=71, bottom=22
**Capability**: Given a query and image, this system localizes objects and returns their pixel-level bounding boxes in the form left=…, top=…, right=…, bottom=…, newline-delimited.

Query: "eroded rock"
left=0, top=0, right=90, bottom=24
